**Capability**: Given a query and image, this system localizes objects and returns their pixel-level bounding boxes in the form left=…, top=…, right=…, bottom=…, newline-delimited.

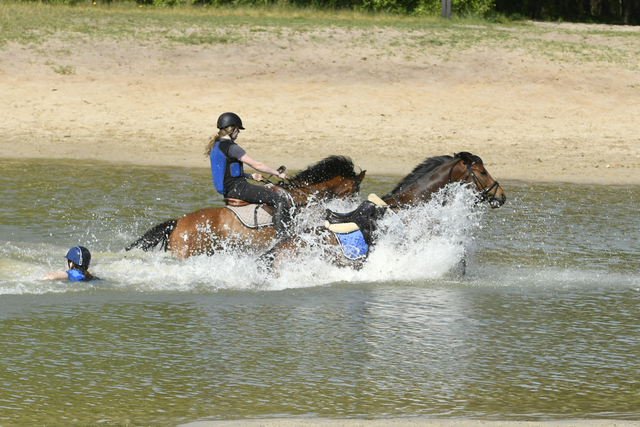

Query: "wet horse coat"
left=260, top=152, right=506, bottom=270
left=126, top=155, right=366, bottom=259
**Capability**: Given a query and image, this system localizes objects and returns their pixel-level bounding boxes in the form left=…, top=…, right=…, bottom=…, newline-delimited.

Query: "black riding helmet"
left=217, top=112, right=245, bottom=130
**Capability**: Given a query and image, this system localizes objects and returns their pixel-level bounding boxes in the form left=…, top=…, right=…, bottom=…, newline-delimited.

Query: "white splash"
left=0, top=184, right=484, bottom=294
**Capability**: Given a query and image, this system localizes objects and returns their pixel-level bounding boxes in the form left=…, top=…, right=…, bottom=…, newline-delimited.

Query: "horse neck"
left=284, top=185, right=315, bottom=205
left=288, top=177, right=351, bottom=204
left=383, top=163, right=454, bottom=207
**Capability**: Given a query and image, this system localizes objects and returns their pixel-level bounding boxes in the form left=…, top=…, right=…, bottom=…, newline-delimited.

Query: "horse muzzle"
left=488, top=194, right=506, bottom=208
left=479, top=181, right=506, bottom=208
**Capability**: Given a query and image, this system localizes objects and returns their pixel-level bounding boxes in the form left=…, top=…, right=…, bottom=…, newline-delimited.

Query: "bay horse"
left=260, top=152, right=506, bottom=270
left=125, top=155, right=365, bottom=259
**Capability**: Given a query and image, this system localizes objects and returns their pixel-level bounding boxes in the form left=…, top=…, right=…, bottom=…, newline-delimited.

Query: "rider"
left=205, top=112, right=293, bottom=241
left=41, top=246, right=99, bottom=281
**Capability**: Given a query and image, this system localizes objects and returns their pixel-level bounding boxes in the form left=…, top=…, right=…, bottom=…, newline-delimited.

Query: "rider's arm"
left=245, top=172, right=264, bottom=181
left=239, top=154, right=286, bottom=180
left=40, top=271, right=69, bottom=280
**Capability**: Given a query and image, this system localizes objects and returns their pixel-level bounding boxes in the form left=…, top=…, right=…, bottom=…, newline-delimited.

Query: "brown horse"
left=260, top=152, right=506, bottom=270
left=126, top=155, right=366, bottom=259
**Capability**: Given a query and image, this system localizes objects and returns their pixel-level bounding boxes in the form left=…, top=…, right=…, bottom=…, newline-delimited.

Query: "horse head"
left=450, top=152, right=506, bottom=208
left=383, top=152, right=506, bottom=208
left=321, top=169, right=366, bottom=199
left=284, top=155, right=365, bottom=204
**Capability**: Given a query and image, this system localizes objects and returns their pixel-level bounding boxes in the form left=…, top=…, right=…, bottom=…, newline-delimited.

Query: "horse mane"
left=383, top=152, right=483, bottom=198
left=287, top=155, right=358, bottom=185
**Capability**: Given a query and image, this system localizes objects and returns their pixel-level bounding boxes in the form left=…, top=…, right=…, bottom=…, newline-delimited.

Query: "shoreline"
left=2, top=154, right=638, bottom=186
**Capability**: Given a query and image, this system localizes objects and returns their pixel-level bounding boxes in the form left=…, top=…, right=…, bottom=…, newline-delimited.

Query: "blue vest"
left=210, top=140, right=244, bottom=196
left=67, top=269, right=86, bottom=282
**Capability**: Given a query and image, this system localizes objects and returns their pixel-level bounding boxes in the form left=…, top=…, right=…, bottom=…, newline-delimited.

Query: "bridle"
left=449, top=158, right=501, bottom=202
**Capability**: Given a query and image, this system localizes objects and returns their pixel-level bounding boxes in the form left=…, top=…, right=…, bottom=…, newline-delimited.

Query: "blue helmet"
left=65, top=246, right=91, bottom=270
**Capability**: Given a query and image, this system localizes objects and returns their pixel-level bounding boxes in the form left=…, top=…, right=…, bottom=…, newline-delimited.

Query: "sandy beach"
left=1, top=21, right=639, bottom=184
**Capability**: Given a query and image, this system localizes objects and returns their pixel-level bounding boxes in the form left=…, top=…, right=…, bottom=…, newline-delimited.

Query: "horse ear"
left=454, top=152, right=468, bottom=161
left=455, top=152, right=480, bottom=164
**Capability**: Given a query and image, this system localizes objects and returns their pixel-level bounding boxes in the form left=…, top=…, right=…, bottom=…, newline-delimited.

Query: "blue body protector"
left=67, top=269, right=86, bottom=282
left=335, top=230, right=369, bottom=259
left=210, top=140, right=244, bottom=196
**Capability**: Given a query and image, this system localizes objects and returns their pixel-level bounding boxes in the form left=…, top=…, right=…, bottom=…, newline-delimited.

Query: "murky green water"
left=1, top=159, right=639, bottom=426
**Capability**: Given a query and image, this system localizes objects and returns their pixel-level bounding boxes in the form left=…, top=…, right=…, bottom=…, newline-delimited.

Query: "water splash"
left=1, top=185, right=484, bottom=295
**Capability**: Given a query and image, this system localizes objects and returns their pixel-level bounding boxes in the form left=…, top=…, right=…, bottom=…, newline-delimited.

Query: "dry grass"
left=1, top=1, right=639, bottom=70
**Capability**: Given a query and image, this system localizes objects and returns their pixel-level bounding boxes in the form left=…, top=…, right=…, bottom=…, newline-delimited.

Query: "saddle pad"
left=334, top=230, right=369, bottom=260
left=227, top=204, right=273, bottom=229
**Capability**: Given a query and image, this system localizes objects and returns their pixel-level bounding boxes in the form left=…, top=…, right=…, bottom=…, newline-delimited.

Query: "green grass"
left=1, top=0, right=638, bottom=69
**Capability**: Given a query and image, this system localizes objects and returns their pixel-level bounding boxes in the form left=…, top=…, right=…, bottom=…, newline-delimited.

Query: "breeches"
left=226, top=181, right=287, bottom=208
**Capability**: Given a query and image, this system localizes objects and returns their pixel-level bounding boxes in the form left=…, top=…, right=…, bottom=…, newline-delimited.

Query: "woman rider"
left=205, top=112, right=293, bottom=241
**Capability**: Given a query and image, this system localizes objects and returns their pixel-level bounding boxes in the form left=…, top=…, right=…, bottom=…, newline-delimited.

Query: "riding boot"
left=273, top=200, right=292, bottom=241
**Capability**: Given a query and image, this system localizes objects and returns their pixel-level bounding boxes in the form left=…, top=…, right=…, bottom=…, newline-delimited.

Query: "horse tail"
left=125, top=220, right=177, bottom=252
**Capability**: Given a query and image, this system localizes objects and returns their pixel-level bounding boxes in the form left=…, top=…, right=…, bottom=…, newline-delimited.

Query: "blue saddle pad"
left=335, top=230, right=369, bottom=259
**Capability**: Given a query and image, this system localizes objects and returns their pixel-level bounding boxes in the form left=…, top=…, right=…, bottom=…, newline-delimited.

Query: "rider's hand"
left=278, top=172, right=287, bottom=180
left=252, top=173, right=264, bottom=181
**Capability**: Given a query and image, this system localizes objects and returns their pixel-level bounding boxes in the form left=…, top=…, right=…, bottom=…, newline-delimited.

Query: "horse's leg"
left=257, top=235, right=307, bottom=273
left=167, top=216, right=192, bottom=260
left=257, top=228, right=353, bottom=272
left=452, top=249, right=467, bottom=276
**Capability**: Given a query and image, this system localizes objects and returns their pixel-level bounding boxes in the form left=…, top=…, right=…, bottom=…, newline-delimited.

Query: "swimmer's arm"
left=40, top=271, right=69, bottom=280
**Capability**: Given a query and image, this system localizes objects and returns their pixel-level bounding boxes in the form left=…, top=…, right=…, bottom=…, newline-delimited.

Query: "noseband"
left=449, top=159, right=501, bottom=201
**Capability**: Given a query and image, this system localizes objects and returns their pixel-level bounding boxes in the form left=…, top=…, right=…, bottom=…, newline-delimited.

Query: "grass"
left=1, top=0, right=639, bottom=69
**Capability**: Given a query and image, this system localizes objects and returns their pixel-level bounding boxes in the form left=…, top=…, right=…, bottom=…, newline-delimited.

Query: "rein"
left=270, top=177, right=349, bottom=207
left=262, top=181, right=304, bottom=208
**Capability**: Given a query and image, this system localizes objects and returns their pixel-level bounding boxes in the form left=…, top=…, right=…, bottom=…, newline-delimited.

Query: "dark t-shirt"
left=218, top=139, right=247, bottom=191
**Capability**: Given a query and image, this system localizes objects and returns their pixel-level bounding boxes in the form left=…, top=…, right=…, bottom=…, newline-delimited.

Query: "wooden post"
left=442, top=0, right=451, bottom=18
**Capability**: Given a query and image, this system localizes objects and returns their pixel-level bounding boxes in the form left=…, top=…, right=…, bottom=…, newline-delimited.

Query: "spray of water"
left=267, top=183, right=485, bottom=286
left=1, top=185, right=484, bottom=294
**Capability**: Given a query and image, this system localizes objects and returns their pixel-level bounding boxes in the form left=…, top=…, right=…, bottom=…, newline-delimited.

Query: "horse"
left=125, top=155, right=366, bottom=259
left=259, top=152, right=506, bottom=271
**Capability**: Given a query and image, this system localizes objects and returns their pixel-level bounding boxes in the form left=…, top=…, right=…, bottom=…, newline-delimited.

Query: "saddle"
left=324, top=194, right=389, bottom=246
left=225, top=198, right=275, bottom=216
left=223, top=183, right=291, bottom=228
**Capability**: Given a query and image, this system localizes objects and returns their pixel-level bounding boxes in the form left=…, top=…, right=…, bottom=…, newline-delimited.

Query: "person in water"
left=205, top=112, right=293, bottom=240
left=41, top=246, right=98, bottom=281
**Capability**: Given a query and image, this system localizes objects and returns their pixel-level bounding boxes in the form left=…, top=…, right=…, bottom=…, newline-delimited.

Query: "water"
left=1, top=159, right=639, bottom=426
